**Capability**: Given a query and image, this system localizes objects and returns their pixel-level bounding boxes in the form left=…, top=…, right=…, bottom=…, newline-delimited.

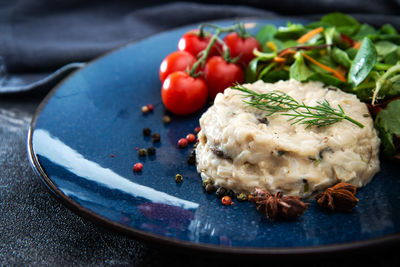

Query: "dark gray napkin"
left=1, top=0, right=400, bottom=94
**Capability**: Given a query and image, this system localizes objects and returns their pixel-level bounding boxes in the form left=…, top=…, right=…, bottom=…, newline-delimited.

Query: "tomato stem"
left=189, top=23, right=242, bottom=77
left=238, top=23, right=248, bottom=38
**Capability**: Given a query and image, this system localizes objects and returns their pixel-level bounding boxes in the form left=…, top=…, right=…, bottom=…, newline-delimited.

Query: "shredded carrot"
left=353, top=41, right=362, bottom=50
left=273, top=56, right=286, bottom=63
left=297, top=27, right=324, bottom=44
left=278, top=49, right=297, bottom=57
left=266, top=41, right=278, bottom=52
left=336, top=66, right=347, bottom=77
left=302, top=53, right=347, bottom=82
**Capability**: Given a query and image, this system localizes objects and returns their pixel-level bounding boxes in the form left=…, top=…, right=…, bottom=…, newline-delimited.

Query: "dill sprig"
left=231, top=84, right=364, bottom=128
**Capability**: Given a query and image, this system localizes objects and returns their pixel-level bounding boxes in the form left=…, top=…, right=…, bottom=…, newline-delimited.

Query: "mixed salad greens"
left=248, top=12, right=400, bottom=160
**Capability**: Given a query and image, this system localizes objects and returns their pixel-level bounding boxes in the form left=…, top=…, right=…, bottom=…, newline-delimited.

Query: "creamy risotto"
left=195, top=80, right=380, bottom=198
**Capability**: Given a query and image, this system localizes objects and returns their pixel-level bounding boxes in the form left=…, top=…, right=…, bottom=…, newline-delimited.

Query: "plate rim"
left=27, top=17, right=400, bottom=257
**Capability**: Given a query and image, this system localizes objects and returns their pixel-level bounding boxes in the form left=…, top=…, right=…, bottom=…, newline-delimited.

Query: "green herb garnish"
left=231, top=84, right=364, bottom=128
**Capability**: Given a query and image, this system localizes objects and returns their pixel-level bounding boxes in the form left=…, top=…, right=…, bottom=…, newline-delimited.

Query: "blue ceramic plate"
left=28, top=19, right=400, bottom=256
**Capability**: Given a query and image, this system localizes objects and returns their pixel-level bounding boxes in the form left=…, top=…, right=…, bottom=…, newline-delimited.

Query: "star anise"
left=248, top=188, right=309, bottom=220
left=315, top=182, right=358, bottom=212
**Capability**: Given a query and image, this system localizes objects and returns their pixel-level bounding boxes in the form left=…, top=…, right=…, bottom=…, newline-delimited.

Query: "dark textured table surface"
left=2, top=1, right=400, bottom=266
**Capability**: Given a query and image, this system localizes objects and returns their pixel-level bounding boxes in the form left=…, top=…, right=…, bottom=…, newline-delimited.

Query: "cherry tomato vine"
left=160, top=23, right=260, bottom=115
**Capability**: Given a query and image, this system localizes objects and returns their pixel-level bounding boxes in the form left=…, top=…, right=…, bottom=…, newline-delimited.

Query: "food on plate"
left=204, top=56, right=244, bottom=99
left=160, top=24, right=260, bottom=115
left=375, top=99, right=400, bottom=158
left=159, top=51, right=195, bottom=82
left=161, top=71, right=208, bottom=115
left=248, top=188, right=309, bottom=220
left=223, top=32, right=261, bottom=66
left=248, top=13, right=400, bottom=158
left=195, top=80, right=380, bottom=198
left=178, top=29, right=221, bottom=57
left=315, top=182, right=358, bottom=212
left=154, top=13, right=400, bottom=219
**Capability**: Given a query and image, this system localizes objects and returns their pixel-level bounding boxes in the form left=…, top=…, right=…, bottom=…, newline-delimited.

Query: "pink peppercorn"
left=178, top=138, right=188, bottom=148
left=222, top=196, right=234, bottom=206
left=194, top=126, right=201, bottom=134
left=133, top=163, right=143, bottom=172
left=146, top=104, right=154, bottom=112
left=186, top=133, right=196, bottom=143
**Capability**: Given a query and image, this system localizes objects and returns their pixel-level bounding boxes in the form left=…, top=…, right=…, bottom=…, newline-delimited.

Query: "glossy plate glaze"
left=28, top=19, right=400, bottom=256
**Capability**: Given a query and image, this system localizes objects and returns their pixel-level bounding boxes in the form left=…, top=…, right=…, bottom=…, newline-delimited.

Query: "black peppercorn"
left=187, top=150, right=196, bottom=165
left=138, top=148, right=147, bottom=157
left=202, top=178, right=212, bottom=188
left=147, top=147, right=156, bottom=156
left=226, top=189, right=236, bottom=199
left=216, top=187, right=228, bottom=198
left=205, top=184, right=216, bottom=194
left=152, top=133, right=161, bottom=143
left=143, top=128, right=151, bottom=136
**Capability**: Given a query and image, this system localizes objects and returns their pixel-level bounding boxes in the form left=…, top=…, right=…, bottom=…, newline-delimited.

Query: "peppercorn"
left=186, top=133, right=196, bottom=143
left=162, top=115, right=171, bottom=124
left=141, top=106, right=149, bottom=114
left=175, top=174, right=183, bottom=183
left=216, top=187, right=228, bottom=198
left=178, top=138, right=188, bottom=148
left=146, top=104, right=154, bottom=112
left=147, top=147, right=156, bottom=156
left=138, top=148, right=147, bottom=157
left=187, top=150, right=196, bottom=165
left=143, top=128, right=151, bottom=136
left=133, top=163, right=143, bottom=172
left=205, top=184, right=216, bottom=194
left=202, top=178, right=213, bottom=188
left=237, top=193, right=248, bottom=202
left=194, top=126, right=201, bottom=134
left=152, top=133, right=161, bottom=143
left=221, top=196, right=234, bottom=206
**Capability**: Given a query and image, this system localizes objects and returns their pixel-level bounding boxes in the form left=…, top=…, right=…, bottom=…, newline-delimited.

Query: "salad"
left=159, top=12, right=400, bottom=160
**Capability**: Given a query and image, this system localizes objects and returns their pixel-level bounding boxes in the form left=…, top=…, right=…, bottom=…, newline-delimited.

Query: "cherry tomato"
left=159, top=51, right=195, bottom=82
left=204, top=56, right=244, bottom=99
left=223, top=32, right=261, bottom=67
left=178, top=30, right=220, bottom=57
left=161, top=71, right=208, bottom=115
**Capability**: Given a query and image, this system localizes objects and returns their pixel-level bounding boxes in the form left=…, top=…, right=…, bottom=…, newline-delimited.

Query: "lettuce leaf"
left=375, top=100, right=400, bottom=158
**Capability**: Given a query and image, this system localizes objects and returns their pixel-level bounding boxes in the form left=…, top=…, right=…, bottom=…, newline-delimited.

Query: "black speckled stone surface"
left=1, top=1, right=400, bottom=266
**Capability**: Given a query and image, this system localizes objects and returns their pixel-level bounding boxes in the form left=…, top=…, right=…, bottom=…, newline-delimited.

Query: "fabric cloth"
left=1, top=1, right=400, bottom=265
left=1, top=0, right=400, bottom=94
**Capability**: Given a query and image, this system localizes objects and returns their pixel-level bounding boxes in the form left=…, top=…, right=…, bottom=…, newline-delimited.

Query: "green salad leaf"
left=256, top=24, right=277, bottom=47
left=290, top=54, right=313, bottom=81
left=348, top=37, right=377, bottom=86
left=352, top=24, right=376, bottom=40
left=375, top=100, right=400, bottom=157
left=320, top=12, right=359, bottom=36
left=331, top=47, right=351, bottom=68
